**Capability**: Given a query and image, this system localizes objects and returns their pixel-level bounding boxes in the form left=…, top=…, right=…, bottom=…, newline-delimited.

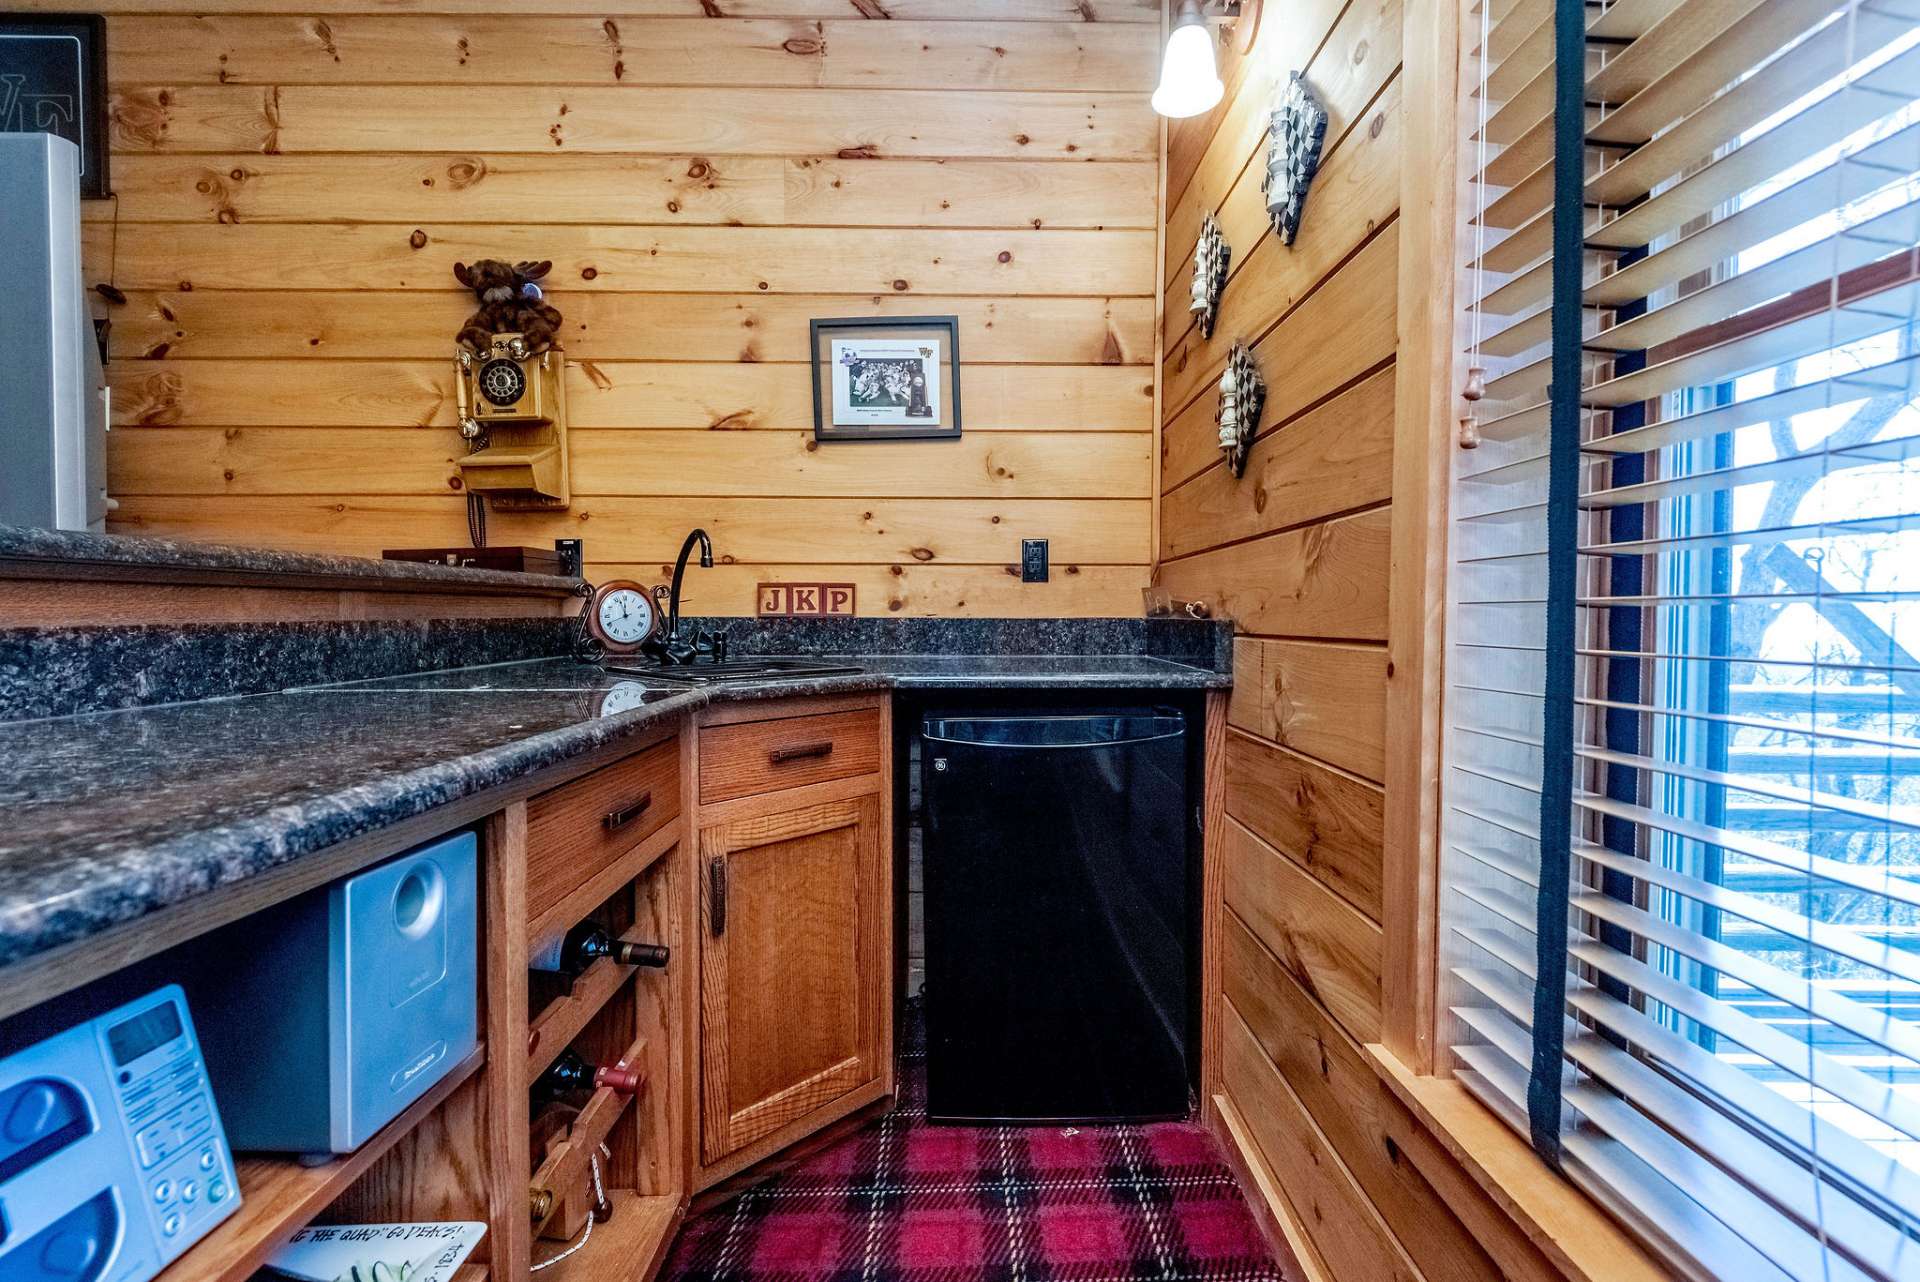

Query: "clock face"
left=591, top=583, right=657, bottom=651
left=596, top=681, right=654, bottom=718
left=477, top=358, right=527, bottom=407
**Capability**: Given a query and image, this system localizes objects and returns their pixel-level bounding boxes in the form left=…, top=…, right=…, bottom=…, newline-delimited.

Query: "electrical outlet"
left=1021, top=538, right=1049, bottom=583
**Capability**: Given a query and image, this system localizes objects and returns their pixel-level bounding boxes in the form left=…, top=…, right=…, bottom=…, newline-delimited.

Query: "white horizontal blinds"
left=1446, top=0, right=1920, bottom=1277
left=1439, top=0, right=1560, bottom=1159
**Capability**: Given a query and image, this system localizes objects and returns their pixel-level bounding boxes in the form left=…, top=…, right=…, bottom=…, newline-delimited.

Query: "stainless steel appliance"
left=173, top=832, right=479, bottom=1156
left=0, top=984, right=242, bottom=1282
left=0, top=132, right=109, bottom=532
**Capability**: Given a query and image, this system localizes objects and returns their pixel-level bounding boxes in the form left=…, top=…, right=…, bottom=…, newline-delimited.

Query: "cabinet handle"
left=603, top=792, right=653, bottom=831
left=769, top=740, right=834, bottom=765
left=708, top=857, right=728, bottom=936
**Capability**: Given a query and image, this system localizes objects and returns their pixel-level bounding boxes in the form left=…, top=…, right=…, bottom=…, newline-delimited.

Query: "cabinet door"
left=699, top=793, right=885, bottom=1165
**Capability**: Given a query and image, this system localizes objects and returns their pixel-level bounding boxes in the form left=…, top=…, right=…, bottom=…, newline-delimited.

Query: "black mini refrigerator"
left=920, top=708, right=1193, bottom=1123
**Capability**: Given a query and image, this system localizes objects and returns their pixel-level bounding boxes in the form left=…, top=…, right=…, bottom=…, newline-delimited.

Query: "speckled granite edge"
left=0, top=675, right=898, bottom=970
left=0, top=524, right=582, bottom=594
left=0, top=618, right=581, bottom=722
left=677, top=616, right=1232, bottom=667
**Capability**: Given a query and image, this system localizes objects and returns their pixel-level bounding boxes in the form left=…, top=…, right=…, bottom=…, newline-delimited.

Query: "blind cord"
left=1460, top=0, right=1494, bottom=450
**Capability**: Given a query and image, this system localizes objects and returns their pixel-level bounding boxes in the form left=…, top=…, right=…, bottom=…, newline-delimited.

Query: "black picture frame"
left=810, top=315, right=962, bottom=443
left=0, top=13, right=110, bottom=199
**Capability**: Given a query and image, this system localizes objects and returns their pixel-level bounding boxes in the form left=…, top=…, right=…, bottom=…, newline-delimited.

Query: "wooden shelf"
left=158, top=1044, right=487, bottom=1282
left=530, top=1192, right=680, bottom=1282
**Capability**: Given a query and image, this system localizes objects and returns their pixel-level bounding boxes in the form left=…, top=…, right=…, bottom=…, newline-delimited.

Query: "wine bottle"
left=529, top=922, right=670, bottom=976
left=533, top=1049, right=643, bottom=1100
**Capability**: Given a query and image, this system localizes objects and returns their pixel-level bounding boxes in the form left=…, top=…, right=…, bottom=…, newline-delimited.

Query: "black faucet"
left=655, top=528, right=719, bottom=665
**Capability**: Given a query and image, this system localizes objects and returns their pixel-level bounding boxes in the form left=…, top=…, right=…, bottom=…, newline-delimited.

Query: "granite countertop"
left=0, top=653, right=1226, bottom=973
left=0, top=524, right=582, bottom=596
left=312, top=654, right=1229, bottom=693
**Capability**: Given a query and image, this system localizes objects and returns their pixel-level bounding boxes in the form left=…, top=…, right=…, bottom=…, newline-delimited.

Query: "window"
left=1442, top=0, right=1920, bottom=1276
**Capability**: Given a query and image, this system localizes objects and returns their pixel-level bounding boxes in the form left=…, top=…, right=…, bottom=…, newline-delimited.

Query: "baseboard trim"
left=1206, top=1092, right=1326, bottom=1282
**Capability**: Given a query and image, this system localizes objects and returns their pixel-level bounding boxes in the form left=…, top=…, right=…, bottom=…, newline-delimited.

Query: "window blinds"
left=1442, top=0, right=1920, bottom=1277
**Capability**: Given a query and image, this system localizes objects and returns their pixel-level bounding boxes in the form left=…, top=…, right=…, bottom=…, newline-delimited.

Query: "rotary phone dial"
left=477, top=358, right=528, bottom=407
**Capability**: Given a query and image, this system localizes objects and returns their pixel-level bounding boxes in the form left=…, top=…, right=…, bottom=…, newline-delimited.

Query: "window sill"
left=1364, top=1043, right=1672, bottom=1282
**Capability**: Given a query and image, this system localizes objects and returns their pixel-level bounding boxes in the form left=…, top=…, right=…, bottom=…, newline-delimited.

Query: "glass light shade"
left=1150, top=22, right=1223, bottom=118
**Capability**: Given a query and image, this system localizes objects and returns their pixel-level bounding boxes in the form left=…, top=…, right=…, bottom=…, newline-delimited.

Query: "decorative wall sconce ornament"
left=1262, top=72, right=1328, bottom=246
left=1190, top=215, right=1231, bottom=340
left=1216, top=342, right=1265, bottom=478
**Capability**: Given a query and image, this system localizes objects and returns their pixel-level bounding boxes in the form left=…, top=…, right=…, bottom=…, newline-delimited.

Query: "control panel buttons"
left=180, top=1179, right=198, bottom=1203
left=161, top=1212, right=182, bottom=1237
left=135, top=1121, right=170, bottom=1168
left=208, top=1177, right=230, bottom=1205
left=199, top=1148, right=217, bottom=1171
left=152, top=1178, right=173, bottom=1204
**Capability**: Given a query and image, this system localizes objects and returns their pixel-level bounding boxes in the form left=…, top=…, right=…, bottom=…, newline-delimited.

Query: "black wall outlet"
left=1021, top=538, right=1049, bottom=583
left=554, top=538, right=584, bottom=577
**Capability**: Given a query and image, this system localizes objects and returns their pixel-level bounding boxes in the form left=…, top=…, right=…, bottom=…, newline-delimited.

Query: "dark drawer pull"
left=769, top=740, right=834, bottom=765
left=603, top=792, right=653, bottom=831
left=708, top=857, right=728, bottom=936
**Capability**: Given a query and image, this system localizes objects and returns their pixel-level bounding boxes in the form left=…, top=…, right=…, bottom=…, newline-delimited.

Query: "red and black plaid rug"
left=662, top=1003, right=1284, bottom=1282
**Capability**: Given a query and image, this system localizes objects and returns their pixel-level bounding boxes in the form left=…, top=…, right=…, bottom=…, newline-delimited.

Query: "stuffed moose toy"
left=454, top=259, right=564, bottom=355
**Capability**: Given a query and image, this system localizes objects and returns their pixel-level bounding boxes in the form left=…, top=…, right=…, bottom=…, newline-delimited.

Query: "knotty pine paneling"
left=110, top=362, right=1152, bottom=431
left=86, top=155, right=1156, bottom=228
left=107, top=86, right=1153, bottom=158
left=1225, top=637, right=1388, bottom=783
left=111, top=18, right=1156, bottom=91
left=1156, top=2, right=1521, bottom=1277
left=104, top=293, right=1155, bottom=365
left=82, top=226, right=1155, bottom=294
left=1224, top=729, right=1383, bottom=924
left=1222, top=816, right=1382, bottom=1043
left=107, top=429, right=1153, bottom=500
left=1161, top=224, right=1400, bottom=489
left=1222, top=918, right=1510, bottom=1282
left=38, top=1, right=1160, bottom=18
left=1221, top=1004, right=1421, bottom=1282
left=36, top=2, right=1162, bottom=613
left=110, top=495, right=1152, bottom=567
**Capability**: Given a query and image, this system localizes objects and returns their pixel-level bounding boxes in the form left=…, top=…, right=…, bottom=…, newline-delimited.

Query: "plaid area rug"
left=662, top=1002, right=1283, bottom=1282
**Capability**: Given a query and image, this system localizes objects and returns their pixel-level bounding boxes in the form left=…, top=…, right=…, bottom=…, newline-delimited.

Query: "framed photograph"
left=810, top=315, right=962, bottom=442
left=0, top=14, right=110, bottom=199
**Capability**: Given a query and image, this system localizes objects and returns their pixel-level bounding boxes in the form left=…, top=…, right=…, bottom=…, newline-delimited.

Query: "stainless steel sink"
left=603, top=656, right=866, bottom=685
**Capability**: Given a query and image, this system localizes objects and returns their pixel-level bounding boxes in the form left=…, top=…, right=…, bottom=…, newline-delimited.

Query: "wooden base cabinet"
left=694, top=699, right=892, bottom=1183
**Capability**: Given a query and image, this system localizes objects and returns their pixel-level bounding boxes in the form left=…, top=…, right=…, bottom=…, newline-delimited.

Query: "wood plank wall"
left=1158, top=3, right=1556, bottom=1279
left=35, top=0, right=1165, bottom=616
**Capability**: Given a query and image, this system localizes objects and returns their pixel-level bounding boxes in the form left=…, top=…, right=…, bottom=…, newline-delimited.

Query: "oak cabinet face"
left=699, top=792, right=885, bottom=1165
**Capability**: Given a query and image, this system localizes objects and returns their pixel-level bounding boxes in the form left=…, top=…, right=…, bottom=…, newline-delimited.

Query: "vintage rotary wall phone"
left=451, top=260, right=571, bottom=544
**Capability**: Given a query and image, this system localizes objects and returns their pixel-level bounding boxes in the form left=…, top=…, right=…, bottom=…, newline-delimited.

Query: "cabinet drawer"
left=527, top=736, right=680, bottom=923
left=700, top=708, right=882, bottom=803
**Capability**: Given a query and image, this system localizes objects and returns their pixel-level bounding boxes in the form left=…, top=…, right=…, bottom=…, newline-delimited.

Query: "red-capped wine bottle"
left=530, top=922, right=669, bottom=976
left=533, top=1049, right=643, bottom=1100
